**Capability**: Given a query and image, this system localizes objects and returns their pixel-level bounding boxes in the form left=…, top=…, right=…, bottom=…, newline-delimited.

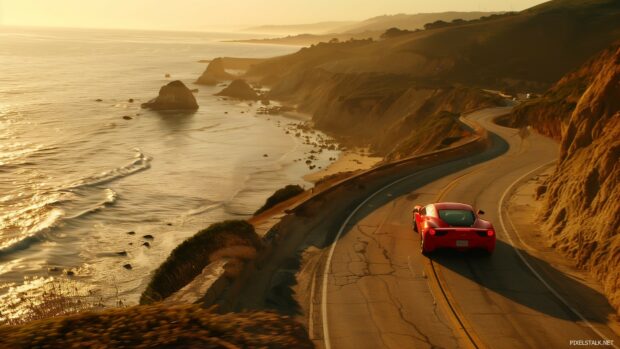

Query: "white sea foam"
left=67, top=149, right=152, bottom=190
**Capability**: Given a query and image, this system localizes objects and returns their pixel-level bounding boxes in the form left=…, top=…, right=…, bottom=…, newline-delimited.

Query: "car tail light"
left=487, top=230, right=495, bottom=237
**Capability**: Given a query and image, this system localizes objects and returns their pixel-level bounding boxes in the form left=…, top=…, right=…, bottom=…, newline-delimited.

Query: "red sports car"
left=413, top=202, right=496, bottom=255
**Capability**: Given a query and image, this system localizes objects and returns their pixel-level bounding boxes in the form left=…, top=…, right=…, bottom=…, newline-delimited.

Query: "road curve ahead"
left=320, top=108, right=620, bottom=349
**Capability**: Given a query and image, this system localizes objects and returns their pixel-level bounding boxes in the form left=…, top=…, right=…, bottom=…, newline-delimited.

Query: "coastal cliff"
left=246, top=44, right=505, bottom=159
left=540, top=44, right=620, bottom=313
left=505, top=43, right=620, bottom=313
left=266, top=69, right=503, bottom=159
left=196, top=57, right=235, bottom=85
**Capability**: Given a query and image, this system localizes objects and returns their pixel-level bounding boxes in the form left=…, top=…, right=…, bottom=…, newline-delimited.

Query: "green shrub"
left=254, top=185, right=305, bottom=215
left=140, top=220, right=261, bottom=304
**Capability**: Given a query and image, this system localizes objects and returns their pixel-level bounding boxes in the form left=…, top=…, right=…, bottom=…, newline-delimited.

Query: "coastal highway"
left=317, top=108, right=620, bottom=348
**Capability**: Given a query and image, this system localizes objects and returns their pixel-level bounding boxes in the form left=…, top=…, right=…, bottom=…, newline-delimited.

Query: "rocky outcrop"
left=536, top=43, right=620, bottom=314
left=216, top=79, right=259, bottom=100
left=196, top=57, right=235, bottom=85
left=141, top=80, right=198, bottom=111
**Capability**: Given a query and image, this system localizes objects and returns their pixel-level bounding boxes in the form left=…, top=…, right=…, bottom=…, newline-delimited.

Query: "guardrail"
left=289, top=113, right=491, bottom=215
left=167, top=109, right=494, bottom=308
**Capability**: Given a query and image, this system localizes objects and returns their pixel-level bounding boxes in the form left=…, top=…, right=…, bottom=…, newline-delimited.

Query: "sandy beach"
left=303, top=150, right=383, bottom=183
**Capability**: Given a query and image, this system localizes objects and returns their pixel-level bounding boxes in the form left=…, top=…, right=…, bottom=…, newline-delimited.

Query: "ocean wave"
left=182, top=202, right=223, bottom=217
left=0, top=188, right=118, bottom=256
left=67, top=149, right=152, bottom=189
left=0, top=191, right=68, bottom=233
left=64, top=188, right=118, bottom=220
left=0, top=150, right=150, bottom=255
left=0, top=209, right=63, bottom=257
left=0, top=142, right=45, bottom=166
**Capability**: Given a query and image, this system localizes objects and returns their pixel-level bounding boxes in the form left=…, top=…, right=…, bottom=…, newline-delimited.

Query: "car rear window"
left=438, top=209, right=475, bottom=226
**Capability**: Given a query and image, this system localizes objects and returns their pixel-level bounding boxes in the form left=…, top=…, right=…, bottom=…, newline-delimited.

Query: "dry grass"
left=0, top=303, right=313, bottom=349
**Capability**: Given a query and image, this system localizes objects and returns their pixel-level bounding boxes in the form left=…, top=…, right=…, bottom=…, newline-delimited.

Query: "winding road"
left=317, top=108, right=620, bottom=348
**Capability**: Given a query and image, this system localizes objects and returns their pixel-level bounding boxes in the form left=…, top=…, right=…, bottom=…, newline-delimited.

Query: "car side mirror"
left=477, top=209, right=485, bottom=215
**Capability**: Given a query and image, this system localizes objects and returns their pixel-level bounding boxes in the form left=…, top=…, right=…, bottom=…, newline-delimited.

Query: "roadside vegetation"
left=0, top=304, right=313, bottom=348
left=254, top=184, right=305, bottom=215
left=140, top=220, right=262, bottom=304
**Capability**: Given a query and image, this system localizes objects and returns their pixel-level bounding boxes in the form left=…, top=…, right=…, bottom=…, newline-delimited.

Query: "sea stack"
left=215, top=79, right=259, bottom=100
left=196, top=57, right=235, bottom=85
left=141, top=80, right=199, bottom=111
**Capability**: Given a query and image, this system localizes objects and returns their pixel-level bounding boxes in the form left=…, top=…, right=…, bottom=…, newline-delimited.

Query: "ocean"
left=0, top=26, right=335, bottom=321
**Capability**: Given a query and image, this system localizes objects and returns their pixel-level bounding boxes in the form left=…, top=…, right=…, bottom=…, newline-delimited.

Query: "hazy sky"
left=0, top=0, right=547, bottom=31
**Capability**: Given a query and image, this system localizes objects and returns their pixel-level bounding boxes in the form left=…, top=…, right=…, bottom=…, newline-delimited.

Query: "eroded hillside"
left=506, top=43, right=620, bottom=313
left=542, top=44, right=620, bottom=313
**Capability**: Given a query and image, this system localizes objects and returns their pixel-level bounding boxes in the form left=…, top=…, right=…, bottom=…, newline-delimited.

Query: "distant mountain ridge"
left=335, top=12, right=503, bottom=34
left=243, top=12, right=501, bottom=37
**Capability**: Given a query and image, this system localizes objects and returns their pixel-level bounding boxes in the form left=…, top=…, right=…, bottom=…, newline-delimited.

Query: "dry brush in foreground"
left=0, top=303, right=313, bottom=348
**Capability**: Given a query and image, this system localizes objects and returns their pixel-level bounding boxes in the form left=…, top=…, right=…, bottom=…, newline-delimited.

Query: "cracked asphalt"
left=213, top=107, right=619, bottom=349
left=327, top=189, right=460, bottom=349
left=322, top=108, right=620, bottom=348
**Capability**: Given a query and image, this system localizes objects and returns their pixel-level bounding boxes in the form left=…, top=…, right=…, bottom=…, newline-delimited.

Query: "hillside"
left=238, top=0, right=620, bottom=158
left=234, top=11, right=499, bottom=46
left=335, top=12, right=501, bottom=33
left=250, top=0, right=619, bottom=87
left=497, top=40, right=616, bottom=139
left=264, top=69, right=503, bottom=159
left=507, top=43, right=620, bottom=313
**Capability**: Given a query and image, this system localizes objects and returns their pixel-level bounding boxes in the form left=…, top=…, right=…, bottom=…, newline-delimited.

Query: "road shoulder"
left=505, top=165, right=620, bottom=338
